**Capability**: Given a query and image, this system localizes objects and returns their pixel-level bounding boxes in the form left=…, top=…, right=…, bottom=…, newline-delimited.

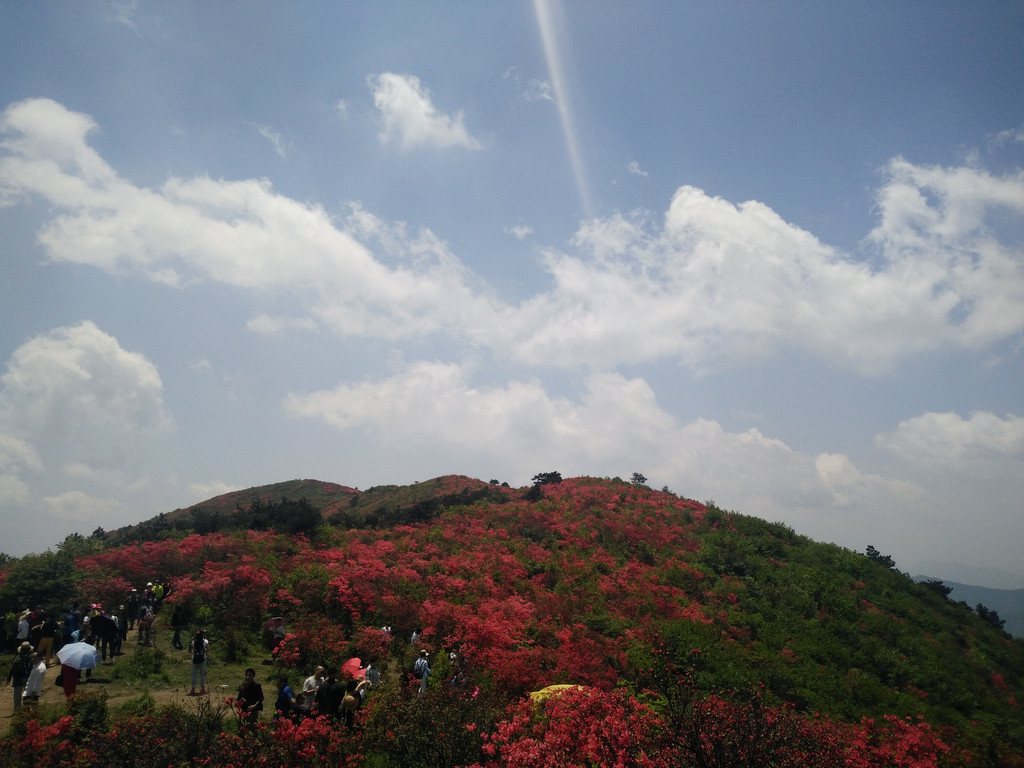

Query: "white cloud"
left=4, top=99, right=1024, bottom=377
left=0, top=433, right=43, bottom=474
left=501, top=67, right=552, bottom=103
left=990, top=127, right=1024, bottom=147
left=506, top=224, right=534, bottom=240
left=815, top=452, right=921, bottom=506
left=0, top=99, right=489, bottom=339
left=867, top=159, right=1024, bottom=348
left=63, top=461, right=149, bottom=492
left=876, top=411, right=1024, bottom=465
left=284, top=361, right=921, bottom=513
left=42, top=490, right=128, bottom=526
left=524, top=78, right=553, bottom=103
left=0, top=320, right=171, bottom=438
left=251, top=123, right=289, bottom=158
left=500, top=166, right=1024, bottom=373
left=0, top=473, right=31, bottom=505
left=188, top=358, right=213, bottom=375
left=107, top=0, right=138, bottom=30
left=0, top=322, right=165, bottom=524
left=369, top=73, right=481, bottom=151
left=188, top=480, right=241, bottom=500
left=628, top=160, right=648, bottom=178
left=0, top=433, right=42, bottom=504
left=247, top=314, right=318, bottom=334
left=283, top=361, right=954, bottom=566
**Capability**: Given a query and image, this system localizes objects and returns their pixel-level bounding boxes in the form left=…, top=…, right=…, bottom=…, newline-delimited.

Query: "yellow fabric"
left=528, top=684, right=583, bottom=702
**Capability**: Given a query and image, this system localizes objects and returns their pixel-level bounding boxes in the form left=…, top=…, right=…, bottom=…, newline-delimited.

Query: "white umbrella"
left=57, top=641, right=101, bottom=671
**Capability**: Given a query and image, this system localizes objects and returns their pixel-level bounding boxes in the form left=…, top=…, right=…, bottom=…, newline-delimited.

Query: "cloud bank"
left=4, top=99, right=1022, bottom=379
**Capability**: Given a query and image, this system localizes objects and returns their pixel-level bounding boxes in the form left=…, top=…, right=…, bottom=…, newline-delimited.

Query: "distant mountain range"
left=917, top=576, right=1024, bottom=639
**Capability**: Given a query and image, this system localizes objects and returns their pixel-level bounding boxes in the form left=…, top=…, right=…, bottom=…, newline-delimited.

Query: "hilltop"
left=105, top=475, right=508, bottom=543
left=2, top=474, right=1022, bottom=767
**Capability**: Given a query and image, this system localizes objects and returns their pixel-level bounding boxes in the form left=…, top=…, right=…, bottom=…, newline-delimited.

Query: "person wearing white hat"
left=5, top=642, right=34, bottom=710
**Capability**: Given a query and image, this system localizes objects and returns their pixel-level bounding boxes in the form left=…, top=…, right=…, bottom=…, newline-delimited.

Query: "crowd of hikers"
left=5, top=587, right=465, bottom=728
left=3, top=581, right=169, bottom=709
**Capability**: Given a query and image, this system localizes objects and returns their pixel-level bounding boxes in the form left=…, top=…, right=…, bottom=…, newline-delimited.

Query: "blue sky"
left=2, top=2, right=1023, bottom=587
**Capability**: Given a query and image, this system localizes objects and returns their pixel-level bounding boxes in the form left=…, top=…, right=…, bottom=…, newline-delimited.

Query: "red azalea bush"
left=272, top=615, right=350, bottom=671
left=476, top=686, right=674, bottom=768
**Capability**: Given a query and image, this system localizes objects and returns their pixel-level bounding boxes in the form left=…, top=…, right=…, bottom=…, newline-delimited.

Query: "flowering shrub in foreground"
left=475, top=686, right=673, bottom=768
left=472, top=686, right=959, bottom=768
left=0, top=696, right=362, bottom=768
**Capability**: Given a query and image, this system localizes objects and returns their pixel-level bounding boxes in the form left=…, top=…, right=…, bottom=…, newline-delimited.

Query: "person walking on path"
left=59, top=664, right=80, bottom=699
left=5, top=643, right=35, bottom=710
left=413, top=649, right=430, bottom=696
left=170, top=606, right=186, bottom=650
left=188, top=630, right=209, bottom=695
left=36, top=613, right=58, bottom=667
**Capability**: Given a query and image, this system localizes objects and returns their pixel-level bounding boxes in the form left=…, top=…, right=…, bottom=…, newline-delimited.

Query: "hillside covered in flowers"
left=1, top=474, right=1022, bottom=767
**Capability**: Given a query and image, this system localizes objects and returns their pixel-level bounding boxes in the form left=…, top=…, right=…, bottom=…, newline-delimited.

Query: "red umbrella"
left=341, top=657, right=365, bottom=679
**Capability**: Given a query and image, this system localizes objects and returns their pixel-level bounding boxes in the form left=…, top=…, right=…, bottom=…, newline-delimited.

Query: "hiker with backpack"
left=189, top=630, right=209, bottom=695
left=413, top=649, right=430, bottom=696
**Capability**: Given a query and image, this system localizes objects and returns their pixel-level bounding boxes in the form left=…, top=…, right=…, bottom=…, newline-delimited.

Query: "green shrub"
left=112, top=646, right=169, bottom=685
left=220, top=627, right=253, bottom=663
left=117, top=692, right=157, bottom=717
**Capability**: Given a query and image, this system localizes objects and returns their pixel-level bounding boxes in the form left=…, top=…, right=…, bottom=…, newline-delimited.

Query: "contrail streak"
left=533, top=0, right=592, bottom=218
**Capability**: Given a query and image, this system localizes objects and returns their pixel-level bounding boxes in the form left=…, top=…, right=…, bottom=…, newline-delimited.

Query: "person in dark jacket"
left=237, top=667, right=264, bottom=729
left=5, top=643, right=35, bottom=710
left=314, top=668, right=345, bottom=719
